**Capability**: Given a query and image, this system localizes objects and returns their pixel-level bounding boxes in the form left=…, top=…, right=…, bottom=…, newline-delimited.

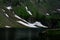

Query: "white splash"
left=5, top=26, right=11, bottom=28
left=46, top=13, right=49, bottom=16
left=5, top=13, right=9, bottom=17
left=6, top=6, right=12, bottom=10
left=25, top=6, right=32, bottom=15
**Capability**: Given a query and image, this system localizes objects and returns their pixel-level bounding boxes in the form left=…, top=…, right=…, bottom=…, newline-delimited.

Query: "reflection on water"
left=0, top=28, right=46, bottom=40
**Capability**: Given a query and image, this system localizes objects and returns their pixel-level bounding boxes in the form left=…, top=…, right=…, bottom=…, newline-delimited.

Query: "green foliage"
left=26, top=2, right=38, bottom=17
left=13, top=5, right=30, bottom=19
left=48, top=30, right=60, bottom=35
left=57, top=21, right=60, bottom=28
left=0, top=0, right=60, bottom=28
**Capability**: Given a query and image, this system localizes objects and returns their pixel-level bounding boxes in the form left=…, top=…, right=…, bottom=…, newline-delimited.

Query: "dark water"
left=0, top=28, right=46, bottom=40
left=0, top=29, right=5, bottom=40
left=0, top=28, right=60, bottom=40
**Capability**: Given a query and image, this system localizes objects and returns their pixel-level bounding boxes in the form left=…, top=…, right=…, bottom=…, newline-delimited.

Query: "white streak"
left=14, top=14, right=21, bottom=19
left=14, top=14, right=28, bottom=23
left=25, top=7, right=28, bottom=10
left=17, top=21, right=48, bottom=28
left=17, top=21, right=37, bottom=28
left=15, top=14, right=48, bottom=28
left=25, top=6, right=32, bottom=15
left=57, top=9, right=60, bottom=11
left=5, top=13, right=9, bottom=17
left=6, top=6, right=12, bottom=10
left=27, top=11, right=32, bottom=15
left=5, top=26, right=11, bottom=28
left=33, top=21, right=48, bottom=28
